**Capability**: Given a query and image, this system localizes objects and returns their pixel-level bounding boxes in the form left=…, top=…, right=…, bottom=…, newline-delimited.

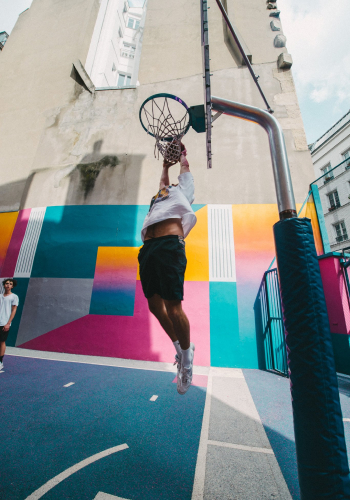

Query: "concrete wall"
left=0, top=0, right=100, bottom=212
left=0, top=0, right=315, bottom=368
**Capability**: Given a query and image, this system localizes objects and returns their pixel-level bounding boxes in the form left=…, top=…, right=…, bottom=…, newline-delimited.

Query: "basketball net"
left=142, top=97, right=189, bottom=163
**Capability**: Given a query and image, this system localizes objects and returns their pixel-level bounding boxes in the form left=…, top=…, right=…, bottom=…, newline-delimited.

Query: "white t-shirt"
left=141, top=171, right=197, bottom=242
left=0, top=293, right=19, bottom=326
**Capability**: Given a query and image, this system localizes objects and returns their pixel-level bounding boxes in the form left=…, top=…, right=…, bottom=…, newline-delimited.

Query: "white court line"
left=6, top=347, right=210, bottom=376
left=94, top=493, right=131, bottom=500
left=63, top=382, right=75, bottom=387
left=208, top=439, right=274, bottom=454
left=150, top=395, right=158, bottom=401
left=343, top=418, right=350, bottom=422
left=191, top=368, right=213, bottom=500
left=25, top=443, right=129, bottom=500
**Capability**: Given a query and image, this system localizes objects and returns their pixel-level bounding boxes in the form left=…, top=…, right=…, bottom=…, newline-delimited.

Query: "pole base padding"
left=274, top=217, right=350, bottom=499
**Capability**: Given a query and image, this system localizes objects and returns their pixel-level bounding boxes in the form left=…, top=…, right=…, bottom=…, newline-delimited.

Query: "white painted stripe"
left=63, top=382, right=75, bottom=387
left=208, top=205, right=236, bottom=282
left=150, top=395, right=158, bottom=401
left=6, top=347, right=210, bottom=375
left=25, top=443, right=129, bottom=500
left=343, top=418, right=350, bottom=422
left=191, top=368, right=213, bottom=500
left=208, top=440, right=274, bottom=454
left=94, top=493, right=131, bottom=500
left=14, top=207, right=46, bottom=278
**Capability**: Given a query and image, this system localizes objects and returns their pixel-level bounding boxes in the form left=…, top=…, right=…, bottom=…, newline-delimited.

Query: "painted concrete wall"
left=0, top=0, right=316, bottom=368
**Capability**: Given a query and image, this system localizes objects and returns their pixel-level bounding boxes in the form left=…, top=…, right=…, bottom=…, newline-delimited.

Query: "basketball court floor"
left=2, top=348, right=350, bottom=500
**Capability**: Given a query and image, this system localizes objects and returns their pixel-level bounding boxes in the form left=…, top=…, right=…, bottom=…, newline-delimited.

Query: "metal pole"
left=211, top=96, right=297, bottom=219
left=215, top=0, right=273, bottom=113
left=200, top=0, right=212, bottom=169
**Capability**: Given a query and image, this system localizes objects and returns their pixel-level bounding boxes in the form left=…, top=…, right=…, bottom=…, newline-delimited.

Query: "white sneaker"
left=177, top=343, right=195, bottom=396
left=174, top=353, right=182, bottom=393
left=0, top=361, right=4, bottom=371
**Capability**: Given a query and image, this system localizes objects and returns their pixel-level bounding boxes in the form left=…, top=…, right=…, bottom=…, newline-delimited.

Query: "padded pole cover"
left=274, top=218, right=350, bottom=499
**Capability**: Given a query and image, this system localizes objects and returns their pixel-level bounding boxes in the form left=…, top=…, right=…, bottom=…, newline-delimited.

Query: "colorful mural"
left=0, top=201, right=324, bottom=368
left=0, top=211, right=19, bottom=275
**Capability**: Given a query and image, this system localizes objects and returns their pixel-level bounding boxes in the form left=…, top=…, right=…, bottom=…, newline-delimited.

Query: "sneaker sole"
left=177, top=343, right=195, bottom=395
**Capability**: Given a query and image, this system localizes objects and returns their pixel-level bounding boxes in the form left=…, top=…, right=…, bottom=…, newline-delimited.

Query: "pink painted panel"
left=319, top=257, right=350, bottom=335
left=1, top=208, right=31, bottom=277
left=19, top=281, right=211, bottom=366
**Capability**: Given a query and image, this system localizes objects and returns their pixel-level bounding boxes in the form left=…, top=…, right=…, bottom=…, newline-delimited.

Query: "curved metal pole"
left=211, top=96, right=297, bottom=220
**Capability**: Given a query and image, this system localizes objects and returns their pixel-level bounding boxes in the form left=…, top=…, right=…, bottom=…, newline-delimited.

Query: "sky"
left=0, top=0, right=349, bottom=144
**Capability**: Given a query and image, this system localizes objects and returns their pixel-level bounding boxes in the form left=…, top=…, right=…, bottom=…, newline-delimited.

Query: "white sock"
left=182, top=346, right=193, bottom=369
left=173, top=341, right=182, bottom=357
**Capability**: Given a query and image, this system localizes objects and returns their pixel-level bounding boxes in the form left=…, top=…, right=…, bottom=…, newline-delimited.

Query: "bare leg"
left=164, top=300, right=190, bottom=351
left=147, top=294, right=178, bottom=342
left=0, top=341, right=6, bottom=357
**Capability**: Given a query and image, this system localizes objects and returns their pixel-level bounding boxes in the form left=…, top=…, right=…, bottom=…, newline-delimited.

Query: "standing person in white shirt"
left=138, top=144, right=196, bottom=395
left=0, top=278, right=19, bottom=371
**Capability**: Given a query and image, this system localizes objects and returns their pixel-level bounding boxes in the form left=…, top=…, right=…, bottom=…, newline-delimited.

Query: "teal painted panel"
left=210, top=282, right=240, bottom=367
left=311, top=184, right=330, bottom=253
left=192, top=204, right=206, bottom=212
left=31, top=205, right=149, bottom=279
left=6, top=278, right=30, bottom=347
left=236, top=283, right=259, bottom=368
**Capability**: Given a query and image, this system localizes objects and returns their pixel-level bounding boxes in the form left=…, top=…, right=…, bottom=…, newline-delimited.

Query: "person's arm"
left=179, top=146, right=190, bottom=175
left=3, top=305, right=17, bottom=332
left=159, top=160, right=171, bottom=189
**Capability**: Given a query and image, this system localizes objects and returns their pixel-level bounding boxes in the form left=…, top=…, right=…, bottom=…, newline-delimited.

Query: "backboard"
left=200, top=0, right=212, bottom=169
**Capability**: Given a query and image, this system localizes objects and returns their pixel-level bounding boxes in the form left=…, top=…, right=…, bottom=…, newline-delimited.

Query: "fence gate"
left=260, top=268, right=288, bottom=377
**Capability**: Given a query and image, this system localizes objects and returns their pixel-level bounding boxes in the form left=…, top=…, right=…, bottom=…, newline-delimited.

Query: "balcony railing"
left=121, top=48, right=135, bottom=59
left=324, top=174, right=334, bottom=184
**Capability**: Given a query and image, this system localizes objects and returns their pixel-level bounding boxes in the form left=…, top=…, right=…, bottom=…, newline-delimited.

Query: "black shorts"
left=138, top=235, right=187, bottom=301
left=0, top=326, right=10, bottom=342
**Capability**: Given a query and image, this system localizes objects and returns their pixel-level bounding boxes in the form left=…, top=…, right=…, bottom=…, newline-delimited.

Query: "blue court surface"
left=3, top=354, right=350, bottom=500
left=1, top=355, right=206, bottom=500
left=243, top=370, right=350, bottom=500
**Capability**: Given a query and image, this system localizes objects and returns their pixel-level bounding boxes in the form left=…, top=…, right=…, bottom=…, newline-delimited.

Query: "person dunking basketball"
left=138, top=144, right=196, bottom=395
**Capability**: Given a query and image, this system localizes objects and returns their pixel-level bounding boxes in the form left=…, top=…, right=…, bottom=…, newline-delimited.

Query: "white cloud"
left=278, top=0, right=350, bottom=112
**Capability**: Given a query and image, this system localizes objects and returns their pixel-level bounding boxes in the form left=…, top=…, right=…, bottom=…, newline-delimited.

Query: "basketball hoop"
left=139, top=93, right=191, bottom=163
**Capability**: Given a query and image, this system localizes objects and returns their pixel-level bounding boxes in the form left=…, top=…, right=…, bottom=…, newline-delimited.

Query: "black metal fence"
left=340, top=247, right=350, bottom=306
left=258, top=268, right=288, bottom=377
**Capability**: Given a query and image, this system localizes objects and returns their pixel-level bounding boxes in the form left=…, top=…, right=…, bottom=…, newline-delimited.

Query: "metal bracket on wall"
left=71, top=60, right=95, bottom=94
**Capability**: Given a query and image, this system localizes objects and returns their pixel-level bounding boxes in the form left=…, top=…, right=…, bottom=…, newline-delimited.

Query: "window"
left=334, top=221, right=348, bottom=243
left=343, top=149, right=350, bottom=170
left=126, top=17, right=139, bottom=29
left=327, top=190, right=341, bottom=211
left=118, top=27, right=123, bottom=38
left=112, top=63, right=116, bottom=72
left=322, top=163, right=334, bottom=184
left=117, top=73, right=132, bottom=87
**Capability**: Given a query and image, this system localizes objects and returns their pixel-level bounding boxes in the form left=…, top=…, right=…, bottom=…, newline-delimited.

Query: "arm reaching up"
left=179, top=143, right=190, bottom=174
